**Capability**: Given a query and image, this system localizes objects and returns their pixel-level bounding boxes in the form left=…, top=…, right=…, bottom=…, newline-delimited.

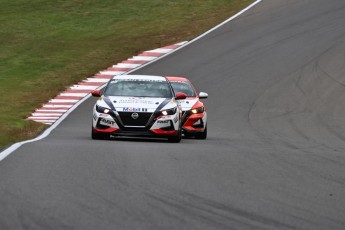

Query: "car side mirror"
left=199, top=92, right=208, bottom=99
left=91, top=90, right=102, bottom=97
left=175, top=92, right=187, bottom=100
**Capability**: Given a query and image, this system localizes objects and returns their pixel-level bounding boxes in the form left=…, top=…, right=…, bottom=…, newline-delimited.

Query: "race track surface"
left=1, top=0, right=345, bottom=229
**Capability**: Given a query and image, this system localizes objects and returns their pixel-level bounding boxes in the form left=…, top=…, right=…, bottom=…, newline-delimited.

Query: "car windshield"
left=104, top=79, right=173, bottom=98
left=170, top=81, right=196, bottom=97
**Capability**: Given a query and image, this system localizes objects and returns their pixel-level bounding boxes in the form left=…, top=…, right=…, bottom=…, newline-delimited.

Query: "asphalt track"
left=1, top=0, right=345, bottom=229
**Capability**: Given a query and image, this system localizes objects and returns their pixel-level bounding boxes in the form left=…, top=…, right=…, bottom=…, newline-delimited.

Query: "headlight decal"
left=153, top=98, right=172, bottom=116
left=103, top=96, right=116, bottom=111
left=145, top=98, right=176, bottom=128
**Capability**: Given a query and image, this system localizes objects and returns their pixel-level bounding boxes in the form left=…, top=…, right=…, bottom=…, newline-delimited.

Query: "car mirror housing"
left=91, top=90, right=101, bottom=97
left=199, top=92, right=208, bottom=99
left=175, top=92, right=187, bottom=100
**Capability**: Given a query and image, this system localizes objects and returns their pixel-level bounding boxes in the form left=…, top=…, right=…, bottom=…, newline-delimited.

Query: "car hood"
left=98, top=96, right=174, bottom=113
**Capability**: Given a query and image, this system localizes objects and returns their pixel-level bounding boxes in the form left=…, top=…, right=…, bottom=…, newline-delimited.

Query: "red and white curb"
left=27, top=41, right=188, bottom=125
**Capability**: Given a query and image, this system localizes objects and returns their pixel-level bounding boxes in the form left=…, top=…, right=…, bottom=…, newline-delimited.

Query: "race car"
left=91, top=75, right=186, bottom=142
left=167, top=76, right=208, bottom=139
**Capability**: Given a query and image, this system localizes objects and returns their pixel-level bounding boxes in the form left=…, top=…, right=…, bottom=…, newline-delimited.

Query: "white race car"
left=91, top=75, right=186, bottom=142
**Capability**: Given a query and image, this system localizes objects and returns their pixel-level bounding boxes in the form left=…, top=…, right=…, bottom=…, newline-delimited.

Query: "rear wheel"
left=195, top=126, right=207, bottom=139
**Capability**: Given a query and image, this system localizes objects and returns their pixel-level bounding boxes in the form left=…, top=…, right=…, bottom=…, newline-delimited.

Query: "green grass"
left=0, top=0, right=254, bottom=149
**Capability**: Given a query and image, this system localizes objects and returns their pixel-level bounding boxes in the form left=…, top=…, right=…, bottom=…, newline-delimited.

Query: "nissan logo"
left=131, top=112, right=139, bottom=119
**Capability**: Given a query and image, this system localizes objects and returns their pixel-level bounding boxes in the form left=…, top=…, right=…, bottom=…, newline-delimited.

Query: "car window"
left=104, top=79, right=172, bottom=98
left=170, top=81, right=196, bottom=97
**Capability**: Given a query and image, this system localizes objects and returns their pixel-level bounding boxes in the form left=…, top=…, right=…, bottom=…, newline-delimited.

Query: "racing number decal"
left=100, top=118, right=115, bottom=126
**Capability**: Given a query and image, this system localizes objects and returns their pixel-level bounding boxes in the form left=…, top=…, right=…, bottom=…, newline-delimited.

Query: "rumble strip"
left=26, top=42, right=187, bottom=125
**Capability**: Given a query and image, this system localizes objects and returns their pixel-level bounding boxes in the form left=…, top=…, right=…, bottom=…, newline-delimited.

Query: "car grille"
left=118, top=112, right=152, bottom=127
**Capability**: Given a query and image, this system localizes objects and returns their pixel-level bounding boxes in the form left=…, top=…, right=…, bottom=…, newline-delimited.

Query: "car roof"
left=112, top=75, right=167, bottom=81
left=166, top=76, right=190, bottom=82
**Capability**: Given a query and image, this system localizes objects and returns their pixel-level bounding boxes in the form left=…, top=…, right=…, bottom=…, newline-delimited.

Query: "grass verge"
left=0, top=0, right=254, bottom=150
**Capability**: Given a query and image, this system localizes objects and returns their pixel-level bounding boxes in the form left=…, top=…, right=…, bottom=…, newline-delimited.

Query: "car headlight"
left=160, top=107, right=177, bottom=116
left=96, top=105, right=112, bottom=114
left=190, top=106, right=204, bottom=114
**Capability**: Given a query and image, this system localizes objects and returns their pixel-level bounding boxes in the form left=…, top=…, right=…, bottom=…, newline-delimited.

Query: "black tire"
left=168, top=126, right=182, bottom=143
left=92, top=129, right=108, bottom=140
left=195, top=126, right=207, bottom=139
left=183, top=133, right=193, bottom=138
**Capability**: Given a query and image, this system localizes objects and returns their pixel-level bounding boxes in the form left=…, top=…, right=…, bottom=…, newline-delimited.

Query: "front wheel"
left=194, top=126, right=207, bottom=139
left=168, top=127, right=182, bottom=143
left=92, top=128, right=109, bottom=140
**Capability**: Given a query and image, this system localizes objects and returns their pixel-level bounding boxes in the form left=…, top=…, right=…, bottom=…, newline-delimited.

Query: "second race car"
left=167, top=76, right=208, bottom=139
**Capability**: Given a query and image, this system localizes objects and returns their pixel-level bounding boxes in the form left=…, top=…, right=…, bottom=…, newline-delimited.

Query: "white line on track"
left=0, top=94, right=93, bottom=161
left=124, top=0, right=262, bottom=74
left=0, top=0, right=262, bottom=161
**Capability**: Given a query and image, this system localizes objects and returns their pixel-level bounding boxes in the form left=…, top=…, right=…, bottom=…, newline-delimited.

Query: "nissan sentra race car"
left=167, top=76, right=208, bottom=139
left=91, top=75, right=186, bottom=142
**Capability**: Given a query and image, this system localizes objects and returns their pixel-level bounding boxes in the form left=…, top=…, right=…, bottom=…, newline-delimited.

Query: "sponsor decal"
left=118, top=99, right=154, bottom=104
left=154, top=98, right=170, bottom=113
left=100, top=118, right=115, bottom=126
left=121, top=107, right=147, bottom=112
left=123, top=107, right=141, bottom=112
left=173, top=116, right=178, bottom=123
left=157, top=120, right=169, bottom=124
